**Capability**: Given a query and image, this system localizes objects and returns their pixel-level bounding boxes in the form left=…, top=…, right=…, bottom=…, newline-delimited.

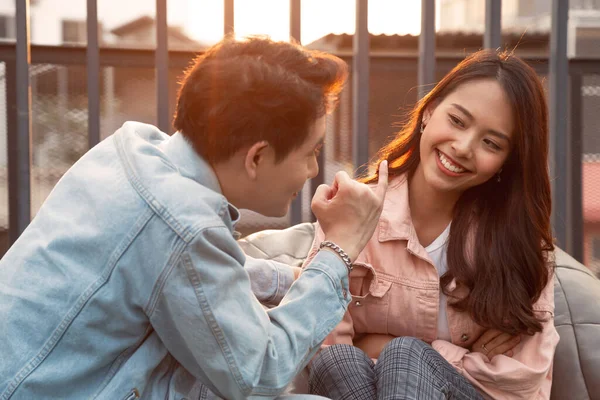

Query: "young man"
left=0, top=37, right=388, bottom=399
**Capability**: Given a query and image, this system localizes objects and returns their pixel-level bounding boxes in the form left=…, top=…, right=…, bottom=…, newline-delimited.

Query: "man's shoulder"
left=112, top=122, right=236, bottom=240
left=143, top=175, right=233, bottom=242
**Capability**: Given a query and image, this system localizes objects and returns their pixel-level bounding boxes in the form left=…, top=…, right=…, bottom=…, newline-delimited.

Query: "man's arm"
left=245, top=256, right=299, bottom=306
left=150, top=161, right=388, bottom=399
left=149, top=226, right=351, bottom=399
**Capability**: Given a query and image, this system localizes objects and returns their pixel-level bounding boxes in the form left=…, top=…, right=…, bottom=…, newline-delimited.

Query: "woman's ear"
left=244, top=141, right=269, bottom=180
left=422, top=102, right=438, bottom=126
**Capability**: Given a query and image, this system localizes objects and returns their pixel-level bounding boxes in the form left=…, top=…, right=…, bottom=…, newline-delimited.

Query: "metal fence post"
left=484, top=0, right=502, bottom=49
left=8, top=0, right=32, bottom=243
left=418, top=0, right=435, bottom=100
left=568, top=72, right=583, bottom=262
left=156, top=0, right=169, bottom=133
left=289, top=0, right=304, bottom=224
left=224, top=0, right=234, bottom=36
left=289, top=0, right=301, bottom=43
left=86, top=0, right=100, bottom=148
left=353, top=0, right=369, bottom=177
left=549, top=0, right=569, bottom=248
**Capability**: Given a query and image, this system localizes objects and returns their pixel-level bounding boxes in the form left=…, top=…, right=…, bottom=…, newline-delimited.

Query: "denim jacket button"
left=355, top=301, right=361, bottom=306
left=461, top=334, right=469, bottom=342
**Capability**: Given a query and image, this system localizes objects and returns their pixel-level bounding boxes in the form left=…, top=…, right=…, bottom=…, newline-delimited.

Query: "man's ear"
left=244, top=141, right=270, bottom=180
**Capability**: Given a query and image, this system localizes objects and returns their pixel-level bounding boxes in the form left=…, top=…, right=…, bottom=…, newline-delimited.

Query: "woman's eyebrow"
left=450, top=103, right=511, bottom=143
left=451, top=103, right=473, bottom=120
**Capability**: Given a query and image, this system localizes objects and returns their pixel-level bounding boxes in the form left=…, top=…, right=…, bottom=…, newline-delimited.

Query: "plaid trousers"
left=308, top=337, right=484, bottom=400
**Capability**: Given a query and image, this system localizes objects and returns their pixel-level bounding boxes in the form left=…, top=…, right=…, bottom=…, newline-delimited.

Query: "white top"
left=424, top=223, right=452, bottom=341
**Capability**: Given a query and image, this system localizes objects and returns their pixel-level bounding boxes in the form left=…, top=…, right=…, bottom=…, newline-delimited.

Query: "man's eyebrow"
left=450, top=103, right=511, bottom=143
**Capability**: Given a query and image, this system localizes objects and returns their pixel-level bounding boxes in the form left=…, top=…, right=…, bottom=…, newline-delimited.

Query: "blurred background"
left=0, top=0, right=599, bottom=275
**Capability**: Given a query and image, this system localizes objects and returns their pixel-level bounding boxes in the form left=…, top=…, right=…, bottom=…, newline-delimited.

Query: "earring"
left=496, top=168, right=503, bottom=183
left=420, top=124, right=425, bottom=133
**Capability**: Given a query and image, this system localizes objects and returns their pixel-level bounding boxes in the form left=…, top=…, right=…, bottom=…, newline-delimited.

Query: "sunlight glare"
left=186, top=0, right=422, bottom=46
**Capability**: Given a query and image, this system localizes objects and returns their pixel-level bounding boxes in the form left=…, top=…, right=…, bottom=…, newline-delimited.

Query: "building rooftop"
left=306, top=32, right=550, bottom=56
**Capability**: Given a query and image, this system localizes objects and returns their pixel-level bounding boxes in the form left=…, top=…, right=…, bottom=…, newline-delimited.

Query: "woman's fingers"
left=471, top=329, right=521, bottom=360
left=484, top=333, right=513, bottom=352
left=487, top=335, right=521, bottom=359
left=471, top=329, right=502, bottom=353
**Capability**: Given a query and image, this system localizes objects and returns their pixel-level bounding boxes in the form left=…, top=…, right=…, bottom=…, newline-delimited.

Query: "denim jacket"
left=0, top=121, right=351, bottom=400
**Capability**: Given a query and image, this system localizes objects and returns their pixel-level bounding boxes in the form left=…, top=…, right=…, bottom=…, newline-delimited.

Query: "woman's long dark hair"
left=364, top=50, right=554, bottom=335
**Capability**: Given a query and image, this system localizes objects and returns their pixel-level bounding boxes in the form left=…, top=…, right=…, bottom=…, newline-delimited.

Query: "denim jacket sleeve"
left=245, top=256, right=295, bottom=306
left=148, top=225, right=351, bottom=400
left=303, top=222, right=356, bottom=347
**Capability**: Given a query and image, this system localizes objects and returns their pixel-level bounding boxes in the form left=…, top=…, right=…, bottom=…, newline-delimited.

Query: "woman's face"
left=416, top=78, right=515, bottom=196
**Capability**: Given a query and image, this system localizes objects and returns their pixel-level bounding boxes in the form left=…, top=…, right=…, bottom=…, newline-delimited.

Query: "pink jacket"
left=304, top=175, right=559, bottom=400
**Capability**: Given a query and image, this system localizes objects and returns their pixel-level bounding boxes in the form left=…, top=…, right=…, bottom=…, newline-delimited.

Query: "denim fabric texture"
left=0, top=121, right=351, bottom=400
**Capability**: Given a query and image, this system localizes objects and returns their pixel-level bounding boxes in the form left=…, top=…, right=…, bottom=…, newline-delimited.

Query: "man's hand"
left=311, top=161, right=389, bottom=262
left=471, top=329, right=521, bottom=359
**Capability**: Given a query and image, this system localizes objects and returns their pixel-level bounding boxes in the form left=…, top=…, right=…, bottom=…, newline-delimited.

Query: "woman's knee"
left=308, top=345, right=377, bottom=397
left=310, top=344, right=371, bottom=372
left=382, top=336, right=429, bottom=353
left=378, top=337, right=433, bottom=363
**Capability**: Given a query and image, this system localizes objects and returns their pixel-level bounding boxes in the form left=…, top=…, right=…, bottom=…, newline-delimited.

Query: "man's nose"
left=308, top=157, right=319, bottom=180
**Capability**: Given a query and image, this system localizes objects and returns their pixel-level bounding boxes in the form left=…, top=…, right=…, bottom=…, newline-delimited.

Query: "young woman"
left=303, top=50, right=559, bottom=399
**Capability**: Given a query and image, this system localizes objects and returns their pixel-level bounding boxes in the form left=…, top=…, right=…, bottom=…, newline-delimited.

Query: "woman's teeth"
left=438, top=151, right=466, bottom=173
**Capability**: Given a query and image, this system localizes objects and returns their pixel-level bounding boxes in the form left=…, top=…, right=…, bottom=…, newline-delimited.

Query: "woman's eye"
left=449, top=114, right=464, bottom=127
left=484, top=138, right=501, bottom=151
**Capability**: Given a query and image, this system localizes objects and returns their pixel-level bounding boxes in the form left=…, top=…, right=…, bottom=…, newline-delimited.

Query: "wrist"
left=319, top=240, right=354, bottom=273
left=322, top=236, right=359, bottom=261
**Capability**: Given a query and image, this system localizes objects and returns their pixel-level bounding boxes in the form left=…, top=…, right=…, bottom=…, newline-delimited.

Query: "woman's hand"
left=471, top=329, right=521, bottom=359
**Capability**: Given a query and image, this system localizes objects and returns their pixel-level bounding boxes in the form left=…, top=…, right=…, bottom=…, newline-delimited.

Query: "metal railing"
left=4, top=0, right=585, bottom=263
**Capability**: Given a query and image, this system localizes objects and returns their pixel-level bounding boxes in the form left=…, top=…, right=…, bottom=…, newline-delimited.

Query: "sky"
left=186, top=0, right=427, bottom=46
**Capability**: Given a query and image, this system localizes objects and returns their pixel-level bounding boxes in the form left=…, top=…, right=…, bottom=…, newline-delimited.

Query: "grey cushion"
left=552, top=248, right=600, bottom=400
left=239, top=223, right=600, bottom=398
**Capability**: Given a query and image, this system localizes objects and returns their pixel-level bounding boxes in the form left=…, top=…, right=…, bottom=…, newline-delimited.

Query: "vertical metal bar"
left=86, top=0, right=100, bottom=148
left=484, top=0, right=502, bottom=49
left=289, top=0, right=303, bottom=224
left=353, top=0, right=369, bottom=177
left=224, top=0, right=234, bottom=36
left=58, top=67, right=68, bottom=133
left=309, top=149, right=325, bottom=223
left=9, top=0, right=32, bottom=242
left=418, top=0, right=435, bottom=100
left=6, top=61, right=18, bottom=243
left=549, top=0, right=569, bottom=248
left=103, top=67, right=115, bottom=133
left=568, top=73, right=583, bottom=262
left=156, top=0, right=169, bottom=133
left=290, top=0, right=301, bottom=42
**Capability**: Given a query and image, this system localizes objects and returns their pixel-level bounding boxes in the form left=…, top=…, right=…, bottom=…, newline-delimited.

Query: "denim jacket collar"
left=158, top=131, right=240, bottom=225
left=159, top=132, right=222, bottom=195
left=115, top=122, right=240, bottom=229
